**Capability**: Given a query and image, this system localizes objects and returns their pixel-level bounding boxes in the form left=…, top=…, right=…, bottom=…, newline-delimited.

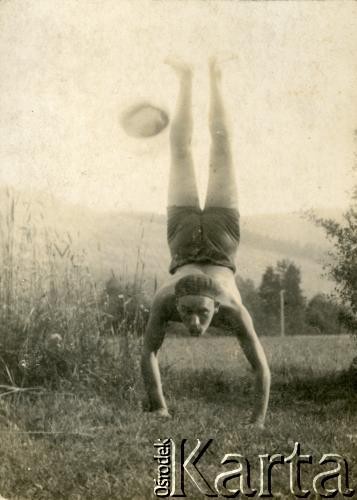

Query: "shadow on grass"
left=271, top=368, right=356, bottom=405
left=163, top=366, right=357, bottom=409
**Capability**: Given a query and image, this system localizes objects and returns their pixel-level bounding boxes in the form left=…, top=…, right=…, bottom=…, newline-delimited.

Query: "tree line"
left=237, top=259, right=344, bottom=337
left=244, top=181, right=356, bottom=338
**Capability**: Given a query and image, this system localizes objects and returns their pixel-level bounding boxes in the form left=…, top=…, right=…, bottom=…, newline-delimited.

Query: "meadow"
left=0, top=191, right=356, bottom=499
left=0, top=334, right=356, bottom=499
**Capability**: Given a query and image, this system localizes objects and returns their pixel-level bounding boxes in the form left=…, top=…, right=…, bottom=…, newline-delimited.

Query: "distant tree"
left=311, top=180, right=357, bottom=378
left=277, top=260, right=306, bottom=336
left=313, top=185, right=357, bottom=332
left=258, top=266, right=281, bottom=335
left=259, top=266, right=281, bottom=314
left=236, top=276, right=265, bottom=333
left=306, top=293, right=342, bottom=335
left=258, top=260, right=306, bottom=336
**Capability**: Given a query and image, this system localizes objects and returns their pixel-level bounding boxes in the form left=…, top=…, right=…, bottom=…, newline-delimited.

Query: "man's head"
left=174, top=274, right=220, bottom=336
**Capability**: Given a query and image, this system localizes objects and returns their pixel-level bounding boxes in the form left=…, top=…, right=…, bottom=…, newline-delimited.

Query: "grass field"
left=0, top=334, right=356, bottom=500
left=0, top=192, right=355, bottom=499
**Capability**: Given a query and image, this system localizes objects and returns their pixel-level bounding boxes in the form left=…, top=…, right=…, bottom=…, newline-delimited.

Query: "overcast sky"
left=0, top=0, right=356, bottom=215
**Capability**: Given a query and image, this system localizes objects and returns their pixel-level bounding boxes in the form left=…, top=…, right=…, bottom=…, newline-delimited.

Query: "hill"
left=81, top=204, right=339, bottom=297
left=0, top=187, right=339, bottom=298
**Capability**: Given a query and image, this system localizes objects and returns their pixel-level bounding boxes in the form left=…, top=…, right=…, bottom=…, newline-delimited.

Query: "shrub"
left=0, top=189, right=145, bottom=397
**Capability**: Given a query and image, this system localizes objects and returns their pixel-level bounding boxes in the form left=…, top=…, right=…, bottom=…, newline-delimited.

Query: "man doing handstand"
left=141, top=58, right=271, bottom=428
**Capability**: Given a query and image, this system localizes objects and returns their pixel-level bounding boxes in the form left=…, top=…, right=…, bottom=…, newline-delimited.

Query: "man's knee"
left=170, top=133, right=192, bottom=158
left=210, top=135, right=231, bottom=159
left=171, top=148, right=193, bottom=163
left=170, top=123, right=192, bottom=147
left=209, top=118, right=230, bottom=138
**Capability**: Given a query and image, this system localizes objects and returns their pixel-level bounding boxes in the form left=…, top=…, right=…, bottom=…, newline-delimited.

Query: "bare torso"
left=154, top=264, right=243, bottom=329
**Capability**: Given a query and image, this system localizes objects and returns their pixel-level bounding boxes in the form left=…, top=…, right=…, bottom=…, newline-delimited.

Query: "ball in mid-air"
left=120, top=102, right=169, bottom=138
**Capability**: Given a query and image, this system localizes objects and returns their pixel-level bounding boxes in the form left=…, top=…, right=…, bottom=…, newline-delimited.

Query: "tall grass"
left=0, top=188, right=146, bottom=399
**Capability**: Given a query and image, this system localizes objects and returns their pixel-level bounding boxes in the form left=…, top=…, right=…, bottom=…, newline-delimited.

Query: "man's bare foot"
left=209, top=57, right=222, bottom=81
left=165, top=57, right=193, bottom=77
left=209, top=54, right=238, bottom=81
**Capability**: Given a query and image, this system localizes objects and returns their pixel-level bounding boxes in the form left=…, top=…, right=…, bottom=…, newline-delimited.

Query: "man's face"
left=176, top=295, right=219, bottom=337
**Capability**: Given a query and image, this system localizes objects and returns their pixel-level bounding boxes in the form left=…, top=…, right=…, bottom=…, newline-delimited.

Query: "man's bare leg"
left=205, top=58, right=270, bottom=427
left=166, top=59, right=199, bottom=208
left=205, top=57, right=238, bottom=209
left=142, top=59, right=200, bottom=419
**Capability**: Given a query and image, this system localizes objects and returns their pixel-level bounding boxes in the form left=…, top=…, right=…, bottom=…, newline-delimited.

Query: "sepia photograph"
left=0, top=0, right=356, bottom=498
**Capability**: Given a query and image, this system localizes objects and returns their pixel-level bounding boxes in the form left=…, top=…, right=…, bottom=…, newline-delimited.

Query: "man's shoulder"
left=151, top=285, right=176, bottom=317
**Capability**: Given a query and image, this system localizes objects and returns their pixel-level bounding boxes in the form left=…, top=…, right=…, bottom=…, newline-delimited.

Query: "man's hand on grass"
left=142, top=400, right=171, bottom=419
left=241, top=414, right=265, bottom=430
left=150, top=408, right=171, bottom=419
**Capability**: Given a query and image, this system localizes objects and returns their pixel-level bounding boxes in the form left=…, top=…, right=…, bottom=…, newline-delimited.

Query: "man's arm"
left=226, top=304, right=271, bottom=428
left=141, top=294, right=170, bottom=417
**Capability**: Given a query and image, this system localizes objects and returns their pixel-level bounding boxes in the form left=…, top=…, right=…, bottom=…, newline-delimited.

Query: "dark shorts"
left=167, top=205, right=240, bottom=274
